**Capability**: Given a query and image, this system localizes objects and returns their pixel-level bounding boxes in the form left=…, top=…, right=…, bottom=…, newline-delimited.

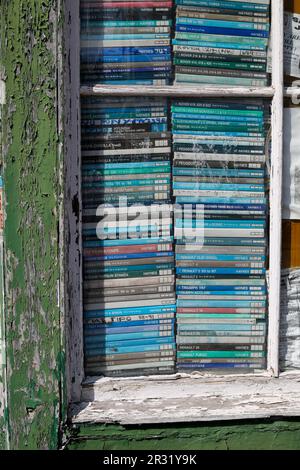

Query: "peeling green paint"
left=66, top=420, right=300, bottom=451
left=0, top=0, right=63, bottom=450
left=1, top=0, right=300, bottom=452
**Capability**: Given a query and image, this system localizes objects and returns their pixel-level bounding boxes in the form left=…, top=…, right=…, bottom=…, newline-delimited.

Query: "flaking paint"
left=0, top=0, right=63, bottom=450
left=66, top=420, right=300, bottom=451
left=1, top=0, right=300, bottom=452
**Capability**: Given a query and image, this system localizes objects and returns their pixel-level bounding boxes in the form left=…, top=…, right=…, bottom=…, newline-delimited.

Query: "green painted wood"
left=66, top=420, right=300, bottom=451
left=0, top=0, right=64, bottom=450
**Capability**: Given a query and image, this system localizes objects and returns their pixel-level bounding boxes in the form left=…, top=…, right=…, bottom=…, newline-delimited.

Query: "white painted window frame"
left=64, top=0, right=300, bottom=422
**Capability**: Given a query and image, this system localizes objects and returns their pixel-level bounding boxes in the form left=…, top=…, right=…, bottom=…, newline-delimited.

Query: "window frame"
left=63, top=0, right=300, bottom=421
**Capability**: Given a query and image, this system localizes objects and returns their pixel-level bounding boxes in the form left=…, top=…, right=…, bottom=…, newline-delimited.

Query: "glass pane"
left=79, top=0, right=272, bottom=377
left=80, top=0, right=270, bottom=87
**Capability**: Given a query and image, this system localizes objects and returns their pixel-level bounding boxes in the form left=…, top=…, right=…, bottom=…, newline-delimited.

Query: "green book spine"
left=174, top=58, right=266, bottom=71
left=175, top=74, right=267, bottom=86
left=174, top=32, right=268, bottom=46
left=171, top=106, right=264, bottom=117
left=177, top=351, right=265, bottom=359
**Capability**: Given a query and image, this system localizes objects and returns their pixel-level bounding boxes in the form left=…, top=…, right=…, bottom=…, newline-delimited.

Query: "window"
left=64, top=0, right=300, bottom=422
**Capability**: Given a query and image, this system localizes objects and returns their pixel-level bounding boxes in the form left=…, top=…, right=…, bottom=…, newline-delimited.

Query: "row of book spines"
left=85, top=253, right=265, bottom=262
left=81, top=23, right=270, bottom=38
left=84, top=316, right=267, bottom=330
left=84, top=276, right=265, bottom=288
left=81, top=39, right=267, bottom=51
left=85, top=337, right=267, bottom=353
left=174, top=0, right=270, bottom=10
left=82, top=62, right=266, bottom=75
left=81, top=21, right=270, bottom=35
left=83, top=248, right=266, bottom=259
left=81, top=6, right=270, bottom=21
left=84, top=326, right=264, bottom=340
left=174, top=65, right=267, bottom=79
left=84, top=273, right=267, bottom=282
left=82, top=46, right=267, bottom=60
left=85, top=340, right=263, bottom=358
left=83, top=264, right=265, bottom=275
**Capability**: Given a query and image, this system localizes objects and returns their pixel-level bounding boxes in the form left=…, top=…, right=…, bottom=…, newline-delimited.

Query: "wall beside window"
left=0, top=0, right=64, bottom=450
left=1, top=0, right=300, bottom=451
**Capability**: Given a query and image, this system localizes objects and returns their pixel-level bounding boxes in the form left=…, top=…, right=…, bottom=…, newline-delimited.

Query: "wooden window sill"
left=70, top=371, right=300, bottom=425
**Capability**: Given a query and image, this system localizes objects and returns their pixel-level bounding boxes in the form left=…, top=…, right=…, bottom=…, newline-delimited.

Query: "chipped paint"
left=0, top=0, right=300, bottom=452
left=66, top=420, right=300, bottom=450
left=0, top=0, right=64, bottom=449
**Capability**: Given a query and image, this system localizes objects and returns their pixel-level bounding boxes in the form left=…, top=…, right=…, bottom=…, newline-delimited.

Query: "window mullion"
left=267, top=0, right=284, bottom=378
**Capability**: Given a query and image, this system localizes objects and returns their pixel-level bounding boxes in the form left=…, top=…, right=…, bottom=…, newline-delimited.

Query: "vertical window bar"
left=268, top=0, right=284, bottom=377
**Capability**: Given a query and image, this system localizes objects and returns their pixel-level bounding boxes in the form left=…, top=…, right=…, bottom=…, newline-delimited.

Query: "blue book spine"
left=85, top=343, right=176, bottom=356
left=173, top=129, right=264, bottom=137
left=176, top=284, right=266, bottom=292
left=176, top=300, right=266, bottom=308
left=175, top=25, right=269, bottom=38
left=81, top=54, right=172, bottom=63
left=87, top=225, right=172, bottom=235
left=86, top=79, right=169, bottom=85
left=173, top=183, right=265, bottom=192
left=93, top=117, right=167, bottom=125
left=83, top=263, right=174, bottom=273
left=176, top=288, right=266, bottom=296
left=81, top=21, right=172, bottom=27
left=176, top=18, right=270, bottom=31
left=173, top=169, right=265, bottom=177
left=177, top=363, right=264, bottom=369
left=174, top=0, right=270, bottom=12
left=84, top=306, right=177, bottom=318
left=82, top=106, right=168, bottom=113
left=84, top=178, right=170, bottom=188
left=173, top=131, right=263, bottom=137
left=175, top=220, right=265, bottom=228
left=82, top=162, right=171, bottom=170
left=175, top=197, right=267, bottom=205
left=82, top=34, right=170, bottom=40
left=86, top=336, right=175, bottom=349
left=85, top=331, right=174, bottom=344
left=90, top=252, right=174, bottom=262
left=176, top=267, right=265, bottom=275
left=176, top=238, right=266, bottom=246
left=176, top=203, right=266, bottom=211
left=90, top=80, right=170, bottom=85
left=83, top=127, right=168, bottom=135
left=172, top=39, right=266, bottom=51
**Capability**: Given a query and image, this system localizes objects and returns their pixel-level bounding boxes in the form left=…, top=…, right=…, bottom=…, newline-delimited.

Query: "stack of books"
left=172, top=98, right=269, bottom=372
left=172, top=0, right=271, bottom=86
left=80, top=0, right=173, bottom=85
left=81, top=96, right=176, bottom=377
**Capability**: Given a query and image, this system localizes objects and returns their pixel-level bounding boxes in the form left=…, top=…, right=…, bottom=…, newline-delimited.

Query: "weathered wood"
left=80, top=85, right=275, bottom=97
left=63, top=0, right=84, bottom=405
left=0, top=0, right=63, bottom=450
left=268, top=0, right=284, bottom=377
left=0, top=54, right=8, bottom=449
left=71, top=373, right=300, bottom=425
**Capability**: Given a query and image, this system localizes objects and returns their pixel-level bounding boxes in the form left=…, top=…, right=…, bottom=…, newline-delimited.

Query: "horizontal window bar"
left=80, top=85, right=275, bottom=98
